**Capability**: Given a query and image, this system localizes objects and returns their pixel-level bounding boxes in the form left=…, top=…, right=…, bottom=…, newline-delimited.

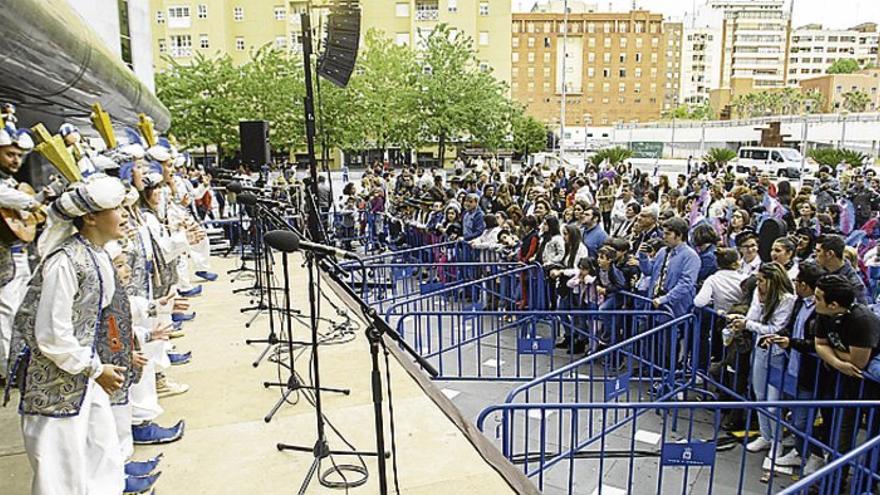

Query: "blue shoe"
left=124, top=472, right=161, bottom=494
left=168, top=351, right=192, bottom=366
left=125, top=454, right=163, bottom=477
left=177, top=285, right=202, bottom=297
left=172, top=312, right=196, bottom=323
left=195, top=271, right=218, bottom=282
left=132, top=420, right=185, bottom=445
left=173, top=321, right=183, bottom=330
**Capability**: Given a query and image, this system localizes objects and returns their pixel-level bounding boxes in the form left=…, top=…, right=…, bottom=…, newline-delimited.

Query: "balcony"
left=415, top=9, right=439, bottom=21
left=170, top=47, right=192, bottom=58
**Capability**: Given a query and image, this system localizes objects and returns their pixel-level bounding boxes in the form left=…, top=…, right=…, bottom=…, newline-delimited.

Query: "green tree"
left=842, top=90, right=871, bottom=112
left=827, top=58, right=861, bottom=74
left=234, top=45, right=305, bottom=154
left=156, top=53, right=242, bottom=158
left=803, top=89, right=825, bottom=113
left=509, top=107, right=546, bottom=157
left=601, top=146, right=633, bottom=166
left=703, top=147, right=737, bottom=167
left=417, top=24, right=502, bottom=165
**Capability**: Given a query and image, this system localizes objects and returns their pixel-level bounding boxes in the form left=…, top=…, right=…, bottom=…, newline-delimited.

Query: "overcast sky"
left=516, top=0, right=880, bottom=29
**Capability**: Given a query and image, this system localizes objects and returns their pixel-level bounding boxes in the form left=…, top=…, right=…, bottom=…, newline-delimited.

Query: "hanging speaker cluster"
left=318, top=0, right=361, bottom=88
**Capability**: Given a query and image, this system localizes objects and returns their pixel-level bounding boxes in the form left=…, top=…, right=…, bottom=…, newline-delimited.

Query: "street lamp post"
left=800, top=113, right=809, bottom=186
left=699, top=117, right=707, bottom=158
left=559, top=0, right=568, bottom=162
left=840, top=111, right=849, bottom=149
left=583, top=113, right=592, bottom=163
left=670, top=117, right=677, bottom=159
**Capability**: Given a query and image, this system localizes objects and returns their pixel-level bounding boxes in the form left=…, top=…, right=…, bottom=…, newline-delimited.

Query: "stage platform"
left=0, top=254, right=534, bottom=494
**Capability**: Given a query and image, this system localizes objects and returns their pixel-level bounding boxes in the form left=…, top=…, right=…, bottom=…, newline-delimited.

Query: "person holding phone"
left=728, top=262, right=796, bottom=459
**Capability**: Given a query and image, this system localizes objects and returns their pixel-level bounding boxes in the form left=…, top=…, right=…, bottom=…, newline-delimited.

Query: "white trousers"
left=129, top=339, right=167, bottom=424
left=111, top=402, right=134, bottom=461
left=0, top=251, right=30, bottom=376
left=21, top=380, right=124, bottom=495
left=176, top=255, right=193, bottom=291
left=190, top=236, right=211, bottom=272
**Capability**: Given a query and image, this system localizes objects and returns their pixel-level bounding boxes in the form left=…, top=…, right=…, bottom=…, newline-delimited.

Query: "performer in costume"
left=102, top=240, right=165, bottom=493
left=10, top=174, right=127, bottom=495
left=0, top=123, right=38, bottom=378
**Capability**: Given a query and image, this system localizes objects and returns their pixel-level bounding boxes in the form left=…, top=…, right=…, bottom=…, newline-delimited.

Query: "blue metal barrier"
left=393, top=309, right=671, bottom=381
left=476, top=400, right=880, bottom=495
left=780, top=433, right=880, bottom=495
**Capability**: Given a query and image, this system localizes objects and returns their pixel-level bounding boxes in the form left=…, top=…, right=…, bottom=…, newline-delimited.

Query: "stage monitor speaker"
left=239, top=120, right=270, bottom=166
left=318, top=1, right=361, bottom=88
left=758, top=218, right=787, bottom=263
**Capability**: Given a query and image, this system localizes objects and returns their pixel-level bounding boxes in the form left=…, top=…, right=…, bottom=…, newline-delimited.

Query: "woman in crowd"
left=728, top=262, right=796, bottom=459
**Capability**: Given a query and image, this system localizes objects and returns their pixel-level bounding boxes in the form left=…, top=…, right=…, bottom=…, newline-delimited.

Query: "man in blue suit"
left=638, top=217, right=700, bottom=318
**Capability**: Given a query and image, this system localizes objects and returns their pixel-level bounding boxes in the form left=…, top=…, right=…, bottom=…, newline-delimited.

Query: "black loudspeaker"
left=318, top=1, right=361, bottom=88
left=239, top=120, right=270, bottom=166
left=758, top=218, right=787, bottom=262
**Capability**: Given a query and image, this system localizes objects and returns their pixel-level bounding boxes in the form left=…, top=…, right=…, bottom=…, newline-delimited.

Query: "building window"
left=236, top=36, right=245, bottom=51
left=604, top=38, right=611, bottom=48
left=588, top=37, right=595, bottom=48
left=619, top=68, right=626, bottom=77
left=512, top=37, right=519, bottom=48
left=527, top=67, right=535, bottom=77
left=233, top=6, right=243, bottom=21
left=158, top=38, right=166, bottom=53
left=527, top=37, right=535, bottom=48
left=619, top=54, right=626, bottom=63
left=543, top=37, right=551, bottom=48
left=619, top=83, right=626, bottom=93
left=479, top=62, right=489, bottom=73
left=275, top=36, right=286, bottom=48
left=156, top=10, right=165, bottom=23
left=197, top=4, right=207, bottom=18
left=587, top=67, right=595, bottom=77
left=512, top=52, right=519, bottom=62
left=479, top=31, right=489, bottom=46
left=169, top=34, right=192, bottom=57
left=274, top=6, right=286, bottom=21
left=448, top=0, right=457, bottom=12
left=543, top=52, right=550, bottom=63
left=635, top=53, right=642, bottom=63
left=528, top=52, right=535, bottom=63
left=603, top=53, right=611, bottom=63
left=199, top=34, right=209, bottom=49
left=168, top=6, right=190, bottom=19
left=118, top=0, right=133, bottom=69
left=479, top=2, right=489, bottom=16
left=543, top=67, right=550, bottom=78
left=543, top=81, right=550, bottom=92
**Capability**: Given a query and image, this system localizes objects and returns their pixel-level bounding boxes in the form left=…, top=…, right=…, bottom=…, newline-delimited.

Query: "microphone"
left=227, top=181, right=264, bottom=194
left=263, top=230, right=361, bottom=260
left=237, top=191, right=286, bottom=208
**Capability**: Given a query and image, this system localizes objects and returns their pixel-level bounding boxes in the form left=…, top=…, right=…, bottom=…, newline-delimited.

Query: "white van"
left=734, top=147, right=806, bottom=178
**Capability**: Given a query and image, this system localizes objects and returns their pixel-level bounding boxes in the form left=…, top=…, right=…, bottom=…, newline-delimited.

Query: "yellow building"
left=359, top=0, right=512, bottom=86
left=150, top=1, right=308, bottom=69
left=511, top=10, right=674, bottom=127
left=150, top=0, right=511, bottom=87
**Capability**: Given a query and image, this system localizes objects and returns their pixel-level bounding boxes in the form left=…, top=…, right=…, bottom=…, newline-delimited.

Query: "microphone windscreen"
left=227, top=181, right=243, bottom=193
left=264, top=230, right=300, bottom=253
left=237, top=191, right=258, bottom=206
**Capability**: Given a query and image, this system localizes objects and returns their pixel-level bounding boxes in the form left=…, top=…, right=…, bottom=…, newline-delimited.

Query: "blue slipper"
left=177, top=285, right=202, bottom=297
left=124, top=471, right=161, bottom=494
left=172, top=312, right=196, bottom=323
left=125, top=454, right=163, bottom=477
left=195, top=271, right=218, bottom=282
left=168, top=351, right=192, bottom=366
left=132, top=420, right=185, bottom=445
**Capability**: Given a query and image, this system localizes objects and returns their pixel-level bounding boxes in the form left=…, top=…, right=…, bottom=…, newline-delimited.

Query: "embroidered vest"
left=142, top=209, right=178, bottom=298
left=15, top=237, right=103, bottom=417
left=127, top=224, right=153, bottom=300
left=96, top=278, right=142, bottom=405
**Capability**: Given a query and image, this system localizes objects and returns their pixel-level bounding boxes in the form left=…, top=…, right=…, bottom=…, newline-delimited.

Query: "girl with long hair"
left=728, top=262, right=796, bottom=458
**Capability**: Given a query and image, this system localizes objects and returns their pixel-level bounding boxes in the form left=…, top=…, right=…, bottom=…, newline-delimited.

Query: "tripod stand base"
left=277, top=438, right=380, bottom=495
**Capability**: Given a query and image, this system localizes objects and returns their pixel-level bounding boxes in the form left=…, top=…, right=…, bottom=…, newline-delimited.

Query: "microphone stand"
left=244, top=201, right=302, bottom=367
left=227, top=198, right=255, bottom=279
left=318, top=256, right=439, bottom=495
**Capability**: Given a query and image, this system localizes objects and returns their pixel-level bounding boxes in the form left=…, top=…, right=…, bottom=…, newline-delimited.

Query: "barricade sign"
left=516, top=337, right=554, bottom=355
left=660, top=441, right=716, bottom=467
left=604, top=372, right=631, bottom=401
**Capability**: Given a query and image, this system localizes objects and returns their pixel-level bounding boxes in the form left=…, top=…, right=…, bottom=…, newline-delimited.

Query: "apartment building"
left=679, top=25, right=723, bottom=104
left=663, top=22, right=683, bottom=111
left=511, top=9, right=672, bottom=127
left=710, top=0, right=790, bottom=89
left=799, top=69, right=880, bottom=112
left=788, top=23, right=880, bottom=85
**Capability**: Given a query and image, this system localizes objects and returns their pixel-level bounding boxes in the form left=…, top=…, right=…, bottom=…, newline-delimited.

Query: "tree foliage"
left=827, top=58, right=861, bottom=74
left=729, top=88, right=825, bottom=119
left=842, top=90, right=871, bottom=113
left=157, top=27, right=531, bottom=163
left=703, top=147, right=737, bottom=167
left=662, top=103, right=714, bottom=120
left=808, top=148, right=868, bottom=167
left=593, top=146, right=633, bottom=166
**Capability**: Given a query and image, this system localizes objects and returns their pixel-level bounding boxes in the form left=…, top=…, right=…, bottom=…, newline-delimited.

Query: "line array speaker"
left=318, top=1, right=361, bottom=88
